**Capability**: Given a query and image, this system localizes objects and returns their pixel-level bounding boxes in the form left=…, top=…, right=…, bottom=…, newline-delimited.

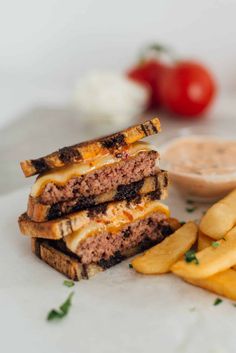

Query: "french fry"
left=199, top=189, right=236, bottom=239
left=225, top=226, right=236, bottom=271
left=132, top=222, right=198, bottom=274
left=197, top=227, right=236, bottom=271
left=183, top=269, right=236, bottom=301
left=225, top=224, right=236, bottom=239
left=171, top=234, right=236, bottom=279
left=197, top=231, right=213, bottom=251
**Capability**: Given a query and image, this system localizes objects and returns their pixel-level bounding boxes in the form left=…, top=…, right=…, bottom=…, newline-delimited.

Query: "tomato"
left=127, top=59, right=167, bottom=107
left=159, top=61, right=216, bottom=117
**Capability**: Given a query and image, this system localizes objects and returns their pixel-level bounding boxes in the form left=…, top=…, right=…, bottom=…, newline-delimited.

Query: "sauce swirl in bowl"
left=161, top=136, right=236, bottom=202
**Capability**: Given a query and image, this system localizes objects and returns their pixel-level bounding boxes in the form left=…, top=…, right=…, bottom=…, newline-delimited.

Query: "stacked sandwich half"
left=18, top=118, right=179, bottom=280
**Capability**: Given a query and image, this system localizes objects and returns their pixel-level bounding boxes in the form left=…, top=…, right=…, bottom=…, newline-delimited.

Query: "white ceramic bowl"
left=157, top=126, right=236, bottom=202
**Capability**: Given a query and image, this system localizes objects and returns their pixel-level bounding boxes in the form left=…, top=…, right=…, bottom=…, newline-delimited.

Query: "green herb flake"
left=63, top=280, right=75, bottom=287
left=185, top=207, right=197, bottom=213
left=129, top=263, right=133, bottom=269
left=184, top=250, right=199, bottom=265
left=180, top=221, right=186, bottom=226
left=47, top=292, right=74, bottom=321
left=214, top=298, right=223, bottom=306
left=211, top=241, right=220, bottom=248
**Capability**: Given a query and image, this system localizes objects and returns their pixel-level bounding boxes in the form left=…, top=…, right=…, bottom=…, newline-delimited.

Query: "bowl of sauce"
left=160, top=135, right=236, bottom=202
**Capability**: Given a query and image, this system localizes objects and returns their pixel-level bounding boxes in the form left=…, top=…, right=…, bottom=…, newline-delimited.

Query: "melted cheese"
left=64, top=200, right=169, bottom=253
left=31, top=141, right=157, bottom=197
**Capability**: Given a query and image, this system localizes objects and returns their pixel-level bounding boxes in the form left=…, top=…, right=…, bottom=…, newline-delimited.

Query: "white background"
left=1, top=0, right=236, bottom=127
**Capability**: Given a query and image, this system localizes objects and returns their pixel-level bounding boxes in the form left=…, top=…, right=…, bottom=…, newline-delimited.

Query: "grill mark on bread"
left=31, top=158, right=49, bottom=174
left=140, top=123, right=149, bottom=136
left=150, top=119, right=158, bottom=133
left=140, top=120, right=158, bottom=136
left=149, top=189, right=161, bottom=200
left=48, top=195, right=96, bottom=220
left=114, top=179, right=144, bottom=201
left=164, top=173, right=168, bottom=188
left=59, top=147, right=82, bottom=163
left=154, top=174, right=159, bottom=190
left=47, top=203, right=61, bottom=220
left=101, top=133, right=126, bottom=149
left=87, top=203, right=108, bottom=218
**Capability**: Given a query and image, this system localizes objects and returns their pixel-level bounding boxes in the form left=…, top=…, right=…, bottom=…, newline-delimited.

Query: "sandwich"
left=22, top=118, right=162, bottom=222
left=18, top=117, right=179, bottom=280
left=28, top=196, right=179, bottom=280
left=21, top=118, right=161, bottom=176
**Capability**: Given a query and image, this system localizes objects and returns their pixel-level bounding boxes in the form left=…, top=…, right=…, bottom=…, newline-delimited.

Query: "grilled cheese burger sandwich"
left=22, top=118, right=165, bottom=222
left=28, top=194, right=179, bottom=280
left=18, top=117, right=177, bottom=280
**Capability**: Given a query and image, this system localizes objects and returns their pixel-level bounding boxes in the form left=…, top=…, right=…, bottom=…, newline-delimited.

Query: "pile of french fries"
left=132, top=189, right=236, bottom=301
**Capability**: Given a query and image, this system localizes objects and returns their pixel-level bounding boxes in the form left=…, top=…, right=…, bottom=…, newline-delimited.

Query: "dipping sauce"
left=161, top=136, right=236, bottom=201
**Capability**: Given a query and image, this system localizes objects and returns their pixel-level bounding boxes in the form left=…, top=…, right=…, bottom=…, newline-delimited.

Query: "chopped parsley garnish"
left=63, top=280, right=75, bottom=287
left=184, top=250, right=199, bottom=265
left=47, top=292, right=74, bottom=321
left=214, top=298, right=223, bottom=306
left=211, top=241, right=220, bottom=248
left=180, top=221, right=186, bottom=226
left=186, top=207, right=197, bottom=213
left=129, top=263, right=133, bottom=269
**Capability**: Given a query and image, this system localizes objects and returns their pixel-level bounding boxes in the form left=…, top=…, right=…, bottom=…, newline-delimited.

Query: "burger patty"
left=65, top=212, right=172, bottom=265
left=40, top=150, right=158, bottom=205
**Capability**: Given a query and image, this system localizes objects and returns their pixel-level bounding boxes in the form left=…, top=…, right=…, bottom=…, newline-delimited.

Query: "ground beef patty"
left=40, top=150, right=158, bottom=205
left=68, top=212, right=171, bottom=265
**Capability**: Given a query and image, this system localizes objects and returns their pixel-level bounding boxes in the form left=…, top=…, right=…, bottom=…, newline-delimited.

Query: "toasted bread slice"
left=20, top=118, right=161, bottom=177
left=31, top=217, right=180, bottom=280
left=27, top=171, right=168, bottom=222
left=31, top=238, right=103, bottom=280
left=19, top=194, right=170, bottom=240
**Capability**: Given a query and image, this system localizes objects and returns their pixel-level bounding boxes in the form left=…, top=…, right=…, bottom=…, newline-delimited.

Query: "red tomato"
left=127, top=59, right=166, bottom=107
left=159, top=61, right=216, bottom=117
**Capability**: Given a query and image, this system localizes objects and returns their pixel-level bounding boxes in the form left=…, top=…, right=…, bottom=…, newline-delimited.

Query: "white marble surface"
left=1, top=186, right=236, bottom=353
